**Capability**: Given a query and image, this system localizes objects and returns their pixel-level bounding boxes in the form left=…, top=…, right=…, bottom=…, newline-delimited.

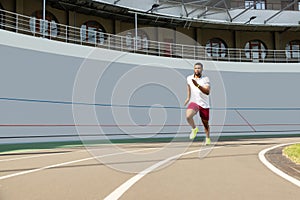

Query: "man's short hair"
left=194, top=62, right=203, bottom=68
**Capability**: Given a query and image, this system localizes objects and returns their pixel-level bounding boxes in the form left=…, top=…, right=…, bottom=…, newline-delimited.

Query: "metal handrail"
left=0, top=8, right=299, bottom=63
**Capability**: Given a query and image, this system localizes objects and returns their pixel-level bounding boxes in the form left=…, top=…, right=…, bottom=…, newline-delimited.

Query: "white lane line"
left=0, top=151, right=77, bottom=162
left=104, top=146, right=222, bottom=200
left=258, top=143, right=300, bottom=188
left=0, top=148, right=153, bottom=180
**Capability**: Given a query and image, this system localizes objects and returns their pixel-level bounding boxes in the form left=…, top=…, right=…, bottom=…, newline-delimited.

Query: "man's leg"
left=186, top=109, right=198, bottom=139
left=186, top=109, right=197, bottom=129
left=201, top=119, right=210, bottom=138
left=201, top=119, right=210, bottom=145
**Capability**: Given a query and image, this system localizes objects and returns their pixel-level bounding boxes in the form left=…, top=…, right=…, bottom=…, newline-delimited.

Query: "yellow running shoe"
left=189, top=127, right=198, bottom=140
left=205, top=137, right=211, bottom=145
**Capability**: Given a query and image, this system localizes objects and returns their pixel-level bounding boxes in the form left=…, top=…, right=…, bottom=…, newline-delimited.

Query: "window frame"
left=124, top=29, right=149, bottom=51
left=29, top=10, right=59, bottom=37
left=285, top=40, right=300, bottom=59
left=244, top=40, right=267, bottom=61
left=205, top=38, right=228, bottom=58
left=245, top=0, right=266, bottom=10
left=80, top=20, right=106, bottom=45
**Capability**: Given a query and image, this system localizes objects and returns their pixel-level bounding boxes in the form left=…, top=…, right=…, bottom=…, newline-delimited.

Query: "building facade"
left=0, top=0, right=300, bottom=61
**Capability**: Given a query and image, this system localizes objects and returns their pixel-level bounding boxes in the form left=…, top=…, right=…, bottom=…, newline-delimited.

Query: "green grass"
left=283, top=143, right=300, bottom=164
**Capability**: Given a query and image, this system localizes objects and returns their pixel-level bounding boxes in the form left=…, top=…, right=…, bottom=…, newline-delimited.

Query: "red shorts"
left=187, top=102, right=209, bottom=121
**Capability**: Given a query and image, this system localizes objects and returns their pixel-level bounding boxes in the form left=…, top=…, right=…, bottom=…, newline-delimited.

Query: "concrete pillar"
left=196, top=28, right=203, bottom=45
left=15, top=0, right=24, bottom=14
left=68, top=11, right=76, bottom=27
left=274, top=32, right=281, bottom=50
left=235, top=30, right=241, bottom=48
left=114, top=20, right=121, bottom=34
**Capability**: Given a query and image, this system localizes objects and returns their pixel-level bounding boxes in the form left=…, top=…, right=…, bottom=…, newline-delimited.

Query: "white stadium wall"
left=1, top=29, right=300, bottom=144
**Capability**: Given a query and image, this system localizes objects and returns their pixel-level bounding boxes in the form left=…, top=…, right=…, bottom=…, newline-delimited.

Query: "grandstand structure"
left=1, top=0, right=300, bottom=144
left=0, top=0, right=300, bottom=62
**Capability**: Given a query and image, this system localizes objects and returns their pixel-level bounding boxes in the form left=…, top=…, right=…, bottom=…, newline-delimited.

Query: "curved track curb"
left=258, top=143, right=300, bottom=187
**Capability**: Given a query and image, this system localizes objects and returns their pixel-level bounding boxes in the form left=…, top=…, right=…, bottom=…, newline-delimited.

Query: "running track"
left=1, top=137, right=300, bottom=200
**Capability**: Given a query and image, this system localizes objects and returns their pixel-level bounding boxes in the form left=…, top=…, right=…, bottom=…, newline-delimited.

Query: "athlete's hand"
left=192, top=79, right=199, bottom=88
left=184, top=98, right=189, bottom=106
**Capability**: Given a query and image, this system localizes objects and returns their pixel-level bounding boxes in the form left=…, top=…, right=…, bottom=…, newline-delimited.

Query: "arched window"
left=285, top=40, right=300, bottom=59
left=205, top=38, right=227, bottom=58
left=80, top=21, right=106, bottom=45
left=142, top=33, right=149, bottom=51
left=29, top=11, right=59, bottom=37
left=0, top=3, right=4, bottom=29
left=244, top=40, right=267, bottom=60
left=245, top=0, right=265, bottom=9
left=126, top=31, right=134, bottom=49
left=124, top=29, right=149, bottom=51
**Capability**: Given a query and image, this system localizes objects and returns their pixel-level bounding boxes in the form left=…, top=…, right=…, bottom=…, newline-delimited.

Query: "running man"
left=184, top=62, right=211, bottom=145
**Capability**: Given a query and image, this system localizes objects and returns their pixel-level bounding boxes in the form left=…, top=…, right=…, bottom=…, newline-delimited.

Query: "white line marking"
left=258, top=143, right=300, bottom=188
left=104, top=146, right=222, bottom=200
left=0, top=148, right=153, bottom=180
left=0, top=152, right=73, bottom=162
